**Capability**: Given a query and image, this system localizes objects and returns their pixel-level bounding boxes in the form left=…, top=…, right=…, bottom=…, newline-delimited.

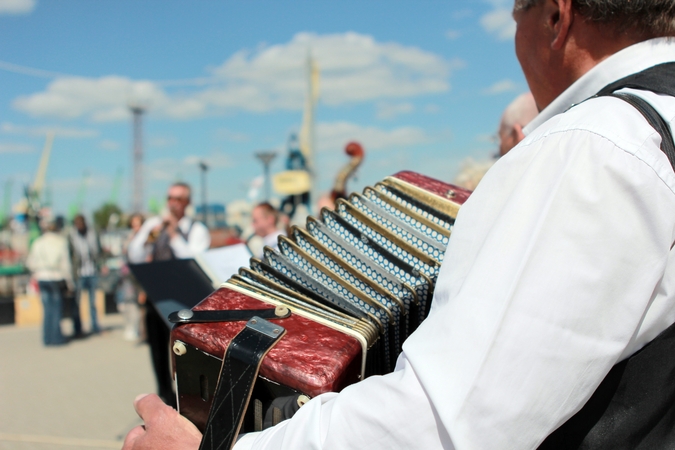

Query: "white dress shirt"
left=127, top=216, right=211, bottom=264
left=236, top=38, right=675, bottom=449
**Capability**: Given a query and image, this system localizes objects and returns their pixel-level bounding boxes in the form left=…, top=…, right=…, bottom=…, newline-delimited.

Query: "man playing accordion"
left=124, top=0, right=675, bottom=448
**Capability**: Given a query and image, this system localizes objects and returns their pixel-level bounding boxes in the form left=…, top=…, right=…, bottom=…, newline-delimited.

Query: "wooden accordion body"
left=171, top=171, right=470, bottom=432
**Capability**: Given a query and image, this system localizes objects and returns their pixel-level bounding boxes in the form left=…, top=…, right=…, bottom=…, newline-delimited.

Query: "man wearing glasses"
left=128, top=182, right=211, bottom=263
left=127, top=182, right=211, bottom=406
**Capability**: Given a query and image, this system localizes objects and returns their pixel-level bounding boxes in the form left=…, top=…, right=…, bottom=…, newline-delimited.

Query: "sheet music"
left=196, top=244, right=252, bottom=286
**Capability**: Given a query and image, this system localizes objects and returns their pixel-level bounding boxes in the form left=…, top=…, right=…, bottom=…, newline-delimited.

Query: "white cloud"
left=98, top=139, right=120, bottom=151
left=0, top=122, right=98, bottom=138
left=148, top=136, right=177, bottom=148
left=376, top=102, right=414, bottom=120
left=452, top=9, right=473, bottom=20
left=424, top=104, right=441, bottom=114
left=148, top=151, right=233, bottom=181
left=215, top=128, right=249, bottom=142
left=476, top=132, right=498, bottom=143
left=482, top=79, right=518, bottom=95
left=0, top=142, right=34, bottom=153
left=445, top=29, right=461, bottom=40
left=211, top=32, right=459, bottom=108
left=51, top=173, right=111, bottom=190
left=186, top=152, right=232, bottom=169
left=12, top=76, right=183, bottom=122
left=13, top=32, right=463, bottom=121
left=0, top=0, right=35, bottom=15
left=481, top=8, right=516, bottom=40
left=317, top=121, right=430, bottom=152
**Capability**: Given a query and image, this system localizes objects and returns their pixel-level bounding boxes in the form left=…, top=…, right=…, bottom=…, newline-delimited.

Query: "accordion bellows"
left=171, top=171, right=470, bottom=431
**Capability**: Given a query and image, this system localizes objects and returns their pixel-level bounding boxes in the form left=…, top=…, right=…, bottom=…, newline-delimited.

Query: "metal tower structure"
left=255, top=151, right=277, bottom=201
left=130, top=106, right=145, bottom=213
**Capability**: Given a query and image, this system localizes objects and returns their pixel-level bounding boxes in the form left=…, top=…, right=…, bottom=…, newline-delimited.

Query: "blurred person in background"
left=118, top=213, right=145, bottom=341
left=128, top=182, right=210, bottom=407
left=68, top=214, right=102, bottom=336
left=498, top=92, right=538, bottom=157
left=128, top=182, right=210, bottom=263
left=27, top=217, right=74, bottom=346
left=249, top=202, right=284, bottom=258
left=454, top=91, right=538, bottom=190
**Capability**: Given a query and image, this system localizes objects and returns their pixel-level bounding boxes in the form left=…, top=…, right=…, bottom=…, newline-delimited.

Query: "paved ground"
left=0, top=314, right=155, bottom=450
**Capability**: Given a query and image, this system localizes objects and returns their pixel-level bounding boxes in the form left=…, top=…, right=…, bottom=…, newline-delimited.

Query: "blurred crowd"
left=17, top=90, right=534, bottom=350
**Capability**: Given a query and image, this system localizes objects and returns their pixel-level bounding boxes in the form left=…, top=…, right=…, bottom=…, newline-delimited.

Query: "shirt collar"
left=178, top=216, right=192, bottom=232
left=524, top=37, right=675, bottom=135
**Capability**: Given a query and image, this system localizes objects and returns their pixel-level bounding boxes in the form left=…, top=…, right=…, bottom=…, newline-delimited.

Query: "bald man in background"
left=498, top=91, right=538, bottom=156
left=454, top=91, right=538, bottom=190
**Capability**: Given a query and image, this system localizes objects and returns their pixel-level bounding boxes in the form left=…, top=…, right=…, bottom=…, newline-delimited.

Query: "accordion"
left=170, top=171, right=470, bottom=444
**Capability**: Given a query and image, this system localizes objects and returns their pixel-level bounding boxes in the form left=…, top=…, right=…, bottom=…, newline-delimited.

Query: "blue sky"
left=0, top=0, right=526, bottom=217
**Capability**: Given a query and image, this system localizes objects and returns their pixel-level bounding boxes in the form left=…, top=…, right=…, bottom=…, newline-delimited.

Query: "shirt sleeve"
left=170, top=221, right=211, bottom=259
left=232, top=127, right=675, bottom=450
left=127, top=218, right=158, bottom=264
left=236, top=357, right=448, bottom=450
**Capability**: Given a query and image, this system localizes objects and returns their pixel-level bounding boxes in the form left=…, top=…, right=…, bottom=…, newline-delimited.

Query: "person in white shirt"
left=127, top=182, right=211, bottom=407
left=122, top=1, right=675, bottom=449
left=127, top=182, right=210, bottom=264
left=249, top=202, right=284, bottom=258
left=27, top=218, right=74, bottom=346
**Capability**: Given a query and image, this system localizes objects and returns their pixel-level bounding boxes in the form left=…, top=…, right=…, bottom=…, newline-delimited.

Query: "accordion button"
left=297, top=395, right=311, bottom=408
left=173, top=340, right=187, bottom=356
left=275, top=306, right=290, bottom=317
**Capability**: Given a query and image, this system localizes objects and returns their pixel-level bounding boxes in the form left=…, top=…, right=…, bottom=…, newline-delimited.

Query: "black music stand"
left=129, top=259, right=216, bottom=407
left=129, top=259, right=215, bottom=327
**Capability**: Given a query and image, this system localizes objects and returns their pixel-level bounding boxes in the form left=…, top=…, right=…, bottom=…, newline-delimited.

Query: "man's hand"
left=122, top=394, right=202, bottom=450
left=163, top=214, right=179, bottom=239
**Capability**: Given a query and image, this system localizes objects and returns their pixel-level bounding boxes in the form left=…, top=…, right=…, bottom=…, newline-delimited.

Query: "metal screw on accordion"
left=275, top=306, right=289, bottom=317
left=361, top=235, right=369, bottom=244
left=251, top=319, right=257, bottom=325
left=177, top=309, right=194, bottom=320
left=173, top=340, right=187, bottom=356
left=297, top=395, right=311, bottom=408
left=273, top=328, right=280, bottom=334
left=445, top=190, right=457, bottom=198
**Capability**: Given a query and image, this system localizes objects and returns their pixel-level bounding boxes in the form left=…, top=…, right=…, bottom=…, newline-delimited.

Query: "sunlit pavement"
left=0, top=314, right=155, bottom=450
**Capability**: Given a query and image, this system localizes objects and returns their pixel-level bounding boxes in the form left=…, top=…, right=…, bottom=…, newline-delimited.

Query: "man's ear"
left=548, top=0, right=574, bottom=50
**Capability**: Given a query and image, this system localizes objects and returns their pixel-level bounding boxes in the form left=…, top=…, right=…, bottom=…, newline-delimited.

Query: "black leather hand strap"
left=199, top=317, right=286, bottom=450
left=168, top=307, right=290, bottom=324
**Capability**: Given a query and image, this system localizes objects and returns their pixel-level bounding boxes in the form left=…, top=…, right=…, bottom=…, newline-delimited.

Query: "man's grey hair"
left=170, top=181, right=191, bottom=201
left=514, top=0, right=675, bottom=37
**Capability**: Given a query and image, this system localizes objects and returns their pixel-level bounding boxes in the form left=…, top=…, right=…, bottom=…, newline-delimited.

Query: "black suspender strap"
left=594, top=62, right=675, bottom=170
left=539, top=62, right=675, bottom=449
left=596, top=62, right=675, bottom=98
left=609, top=92, right=675, bottom=167
left=198, top=317, right=286, bottom=450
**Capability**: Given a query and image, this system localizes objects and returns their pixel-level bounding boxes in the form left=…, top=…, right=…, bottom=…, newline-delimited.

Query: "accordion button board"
left=171, top=171, right=471, bottom=433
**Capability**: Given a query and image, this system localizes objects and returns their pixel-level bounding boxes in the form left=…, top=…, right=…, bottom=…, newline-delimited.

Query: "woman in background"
left=119, top=213, right=145, bottom=341
left=26, top=218, right=74, bottom=346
